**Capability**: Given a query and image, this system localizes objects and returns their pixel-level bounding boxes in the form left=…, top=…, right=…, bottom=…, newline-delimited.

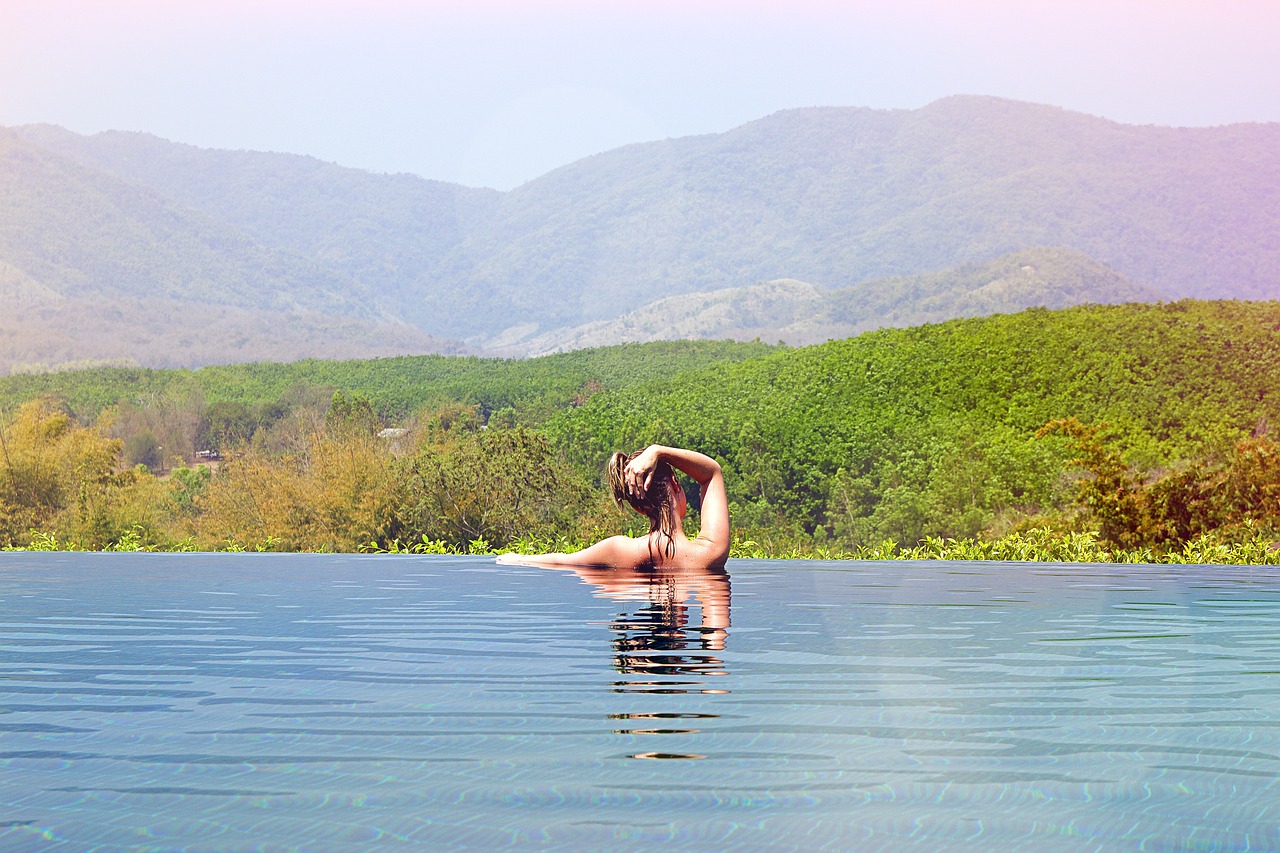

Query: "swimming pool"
left=2, top=553, right=1278, bottom=850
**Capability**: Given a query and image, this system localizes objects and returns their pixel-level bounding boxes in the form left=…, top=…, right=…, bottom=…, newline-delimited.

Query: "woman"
left=497, top=444, right=729, bottom=569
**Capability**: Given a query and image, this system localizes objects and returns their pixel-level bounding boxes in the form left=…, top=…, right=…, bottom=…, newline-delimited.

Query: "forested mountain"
left=0, top=128, right=462, bottom=369
left=0, top=129, right=344, bottom=310
left=4, top=96, right=1279, bottom=368
left=14, top=123, right=501, bottom=334
left=469, top=96, right=1276, bottom=339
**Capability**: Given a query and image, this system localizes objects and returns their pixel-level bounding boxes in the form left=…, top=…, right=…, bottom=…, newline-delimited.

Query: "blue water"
left=2, top=554, right=1279, bottom=851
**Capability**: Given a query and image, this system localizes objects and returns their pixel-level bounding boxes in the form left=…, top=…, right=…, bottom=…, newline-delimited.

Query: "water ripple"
left=2, top=553, right=1279, bottom=850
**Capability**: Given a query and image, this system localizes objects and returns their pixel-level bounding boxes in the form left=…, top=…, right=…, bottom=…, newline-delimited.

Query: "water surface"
left=2, top=554, right=1278, bottom=850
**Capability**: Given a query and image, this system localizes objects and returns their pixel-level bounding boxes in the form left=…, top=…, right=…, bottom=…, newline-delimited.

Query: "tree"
left=325, top=391, right=379, bottom=437
left=0, top=398, right=127, bottom=545
left=396, top=422, right=590, bottom=549
left=196, top=401, right=255, bottom=454
left=124, top=431, right=163, bottom=470
left=1036, top=417, right=1145, bottom=547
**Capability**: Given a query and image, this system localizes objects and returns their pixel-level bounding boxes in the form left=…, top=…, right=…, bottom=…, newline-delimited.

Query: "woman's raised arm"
left=624, top=445, right=729, bottom=557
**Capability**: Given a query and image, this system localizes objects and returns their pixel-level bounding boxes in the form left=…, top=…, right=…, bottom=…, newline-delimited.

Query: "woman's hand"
left=623, top=445, right=661, bottom=499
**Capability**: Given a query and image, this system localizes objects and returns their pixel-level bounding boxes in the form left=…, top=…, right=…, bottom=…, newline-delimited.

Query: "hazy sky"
left=2, top=0, right=1276, bottom=190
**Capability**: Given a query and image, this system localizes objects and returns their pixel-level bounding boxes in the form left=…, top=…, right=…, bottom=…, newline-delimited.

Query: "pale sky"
left=2, top=0, right=1276, bottom=190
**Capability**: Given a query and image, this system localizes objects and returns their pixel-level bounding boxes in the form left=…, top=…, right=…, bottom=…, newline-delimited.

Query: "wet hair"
left=607, top=450, right=680, bottom=559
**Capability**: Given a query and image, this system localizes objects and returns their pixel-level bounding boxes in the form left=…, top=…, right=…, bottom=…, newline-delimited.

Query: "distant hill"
left=0, top=128, right=464, bottom=368
left=13, top=123, right=500, bottom=334
left=0, top=128, right=376, bottom=314
left=4, top=96, right=1279, bottom=367
left=506, top=247, right=1161, bottom=353
left=434, top=96, right=1277, bottom=346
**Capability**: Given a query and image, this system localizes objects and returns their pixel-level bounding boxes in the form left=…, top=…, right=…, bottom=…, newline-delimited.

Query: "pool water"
left=2, top=553, right=1279, bottom=851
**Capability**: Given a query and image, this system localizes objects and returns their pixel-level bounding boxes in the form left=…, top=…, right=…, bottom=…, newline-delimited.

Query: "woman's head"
left=607, top=450, right=685, bottom=552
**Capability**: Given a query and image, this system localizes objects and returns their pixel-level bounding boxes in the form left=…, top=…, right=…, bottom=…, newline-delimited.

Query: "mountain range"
left=2, top=95, right=1277, bottom=370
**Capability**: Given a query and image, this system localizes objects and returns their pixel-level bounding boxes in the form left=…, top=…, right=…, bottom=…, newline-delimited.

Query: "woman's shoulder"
left=685, top=532, right=729, bottom=569
left=584, top=534, right=656, bottom=568
left=653, top=535, right=727, bottom=571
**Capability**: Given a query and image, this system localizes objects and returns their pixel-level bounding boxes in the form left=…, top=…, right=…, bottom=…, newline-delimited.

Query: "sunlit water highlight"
left=2, top=553, right=1279, bottom=850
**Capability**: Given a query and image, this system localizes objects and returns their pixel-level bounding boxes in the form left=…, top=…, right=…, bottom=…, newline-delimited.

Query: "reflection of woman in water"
left=569, top=562, right=732, bottom=656
left=498, top=444, right=729, bottom=570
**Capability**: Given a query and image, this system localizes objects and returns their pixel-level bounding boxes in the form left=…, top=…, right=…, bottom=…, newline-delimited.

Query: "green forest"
left=2, top=301, right=1279, bottom=562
